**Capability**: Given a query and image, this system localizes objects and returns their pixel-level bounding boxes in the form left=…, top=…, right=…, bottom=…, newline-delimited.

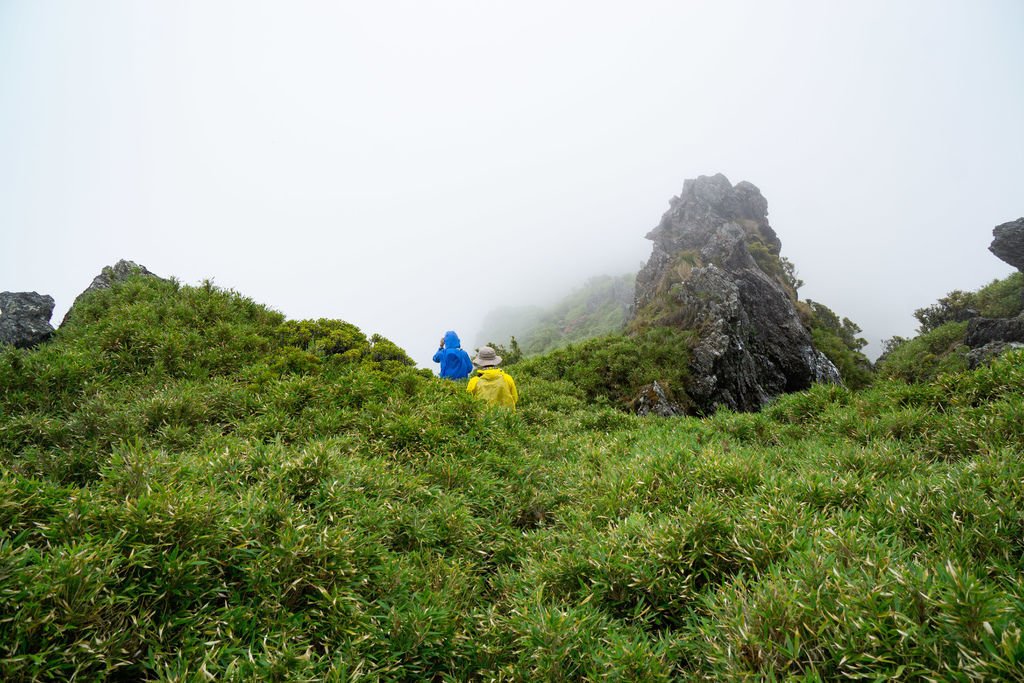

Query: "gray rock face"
left=633, top=174, right=839, bottom=414
left=965, top=317, right=1024, bottom=348
left=989, top=218, right=1024, bottom=272
left=636, top=175, right=781, bottom=307
left=966, top=341, right=1024, bottom=369
left=61, top=260, right=163, bottom=327
left=632, top=381, right=683, bottom=417
left=963, top=220, right=1024, bottom=351
left=0, top=292, right=56, bottom=348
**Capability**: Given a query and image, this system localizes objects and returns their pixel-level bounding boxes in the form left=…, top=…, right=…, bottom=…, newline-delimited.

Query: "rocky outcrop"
left=635, top=174, right=782, bottom=307
left=632, top=381, right=683, bottom=417
left=632, top=174, right=840, bottom=414
left=61, top=260, right=163, bottom=327
left=989, top=218, right=1024, bottom=273
left=0, top=292, right=56, bottom=349
left=989, top=217, right=1024, bottom=314
left=966, top=341, right=1024, bottom=369
left=958, top=219, right=1024, bottom=367
left=965, top=316, right=1024, bottom=348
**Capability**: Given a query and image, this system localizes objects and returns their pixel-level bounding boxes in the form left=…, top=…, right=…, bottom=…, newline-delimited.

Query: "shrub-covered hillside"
left=2, top=275, right=1023, bottom=680
left=477, top=273, right=635, bottom=357
left=511, top=326, right=698, bottom=413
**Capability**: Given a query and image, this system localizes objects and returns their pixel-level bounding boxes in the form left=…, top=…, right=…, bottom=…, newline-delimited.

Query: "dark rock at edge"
left=966, top=341, right=1024, bottom=369
left=61, top=260, right=164, bottom=327
left=0, top=291, right=56, bottom=349
left=989, top=218, right=1024, bottom=272
left=965, top=316, right=1024, bottom=348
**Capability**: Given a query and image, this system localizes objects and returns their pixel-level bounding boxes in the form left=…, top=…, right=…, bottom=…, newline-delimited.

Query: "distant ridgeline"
left=475, top=272, right=635, bottom=356
left=6, top=188, right=1018, bottom=424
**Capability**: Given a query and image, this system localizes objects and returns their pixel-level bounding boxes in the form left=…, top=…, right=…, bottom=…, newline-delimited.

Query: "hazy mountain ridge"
left=476, top=272, right=635, bottom=356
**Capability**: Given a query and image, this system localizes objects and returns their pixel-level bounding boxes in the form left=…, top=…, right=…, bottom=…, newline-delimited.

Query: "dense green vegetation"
left=512, top=327, right=697, bottom=412
left=913, top=272, right=1023, bottom=335
left=877, top=273, right=1023, bottom=383
left=2, top=276, right=1023, bottom=680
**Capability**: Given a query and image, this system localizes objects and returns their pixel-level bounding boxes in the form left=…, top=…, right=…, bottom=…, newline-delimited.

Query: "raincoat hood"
left=443, top=331, right=462, bottom=349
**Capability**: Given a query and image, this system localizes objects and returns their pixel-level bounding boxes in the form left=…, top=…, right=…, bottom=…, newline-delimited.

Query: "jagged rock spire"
left=632, top=174, right=839, bottom=414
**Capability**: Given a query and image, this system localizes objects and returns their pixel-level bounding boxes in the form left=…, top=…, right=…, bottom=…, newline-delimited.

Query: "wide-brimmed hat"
left=472, top=346, right=501, bottom=367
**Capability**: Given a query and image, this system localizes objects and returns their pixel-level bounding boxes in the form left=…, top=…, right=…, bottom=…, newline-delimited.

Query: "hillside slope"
left=477, top=273, right=635, bottom=356
left=1, top=275, right=1023, bottom=680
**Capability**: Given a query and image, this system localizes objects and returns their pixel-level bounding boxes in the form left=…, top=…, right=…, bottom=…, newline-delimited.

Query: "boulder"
left=965, top=317, right=1024, bottom=348
left=61, top=260, right=164, bottom=327
left=0, top=291, right=56, bottom=349
left=955, top=220, right=1024, bottom=349
left=989, top=218, right=1024, bottom=272
left=966, top=341, right=1024, bottom=369
left=632, top=174, right=840, bottom=414
left=632, top=381, right=683, bottom=417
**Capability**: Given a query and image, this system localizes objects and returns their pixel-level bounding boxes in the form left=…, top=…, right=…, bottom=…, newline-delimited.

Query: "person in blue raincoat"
left=433, top=330, right=474, bottom=380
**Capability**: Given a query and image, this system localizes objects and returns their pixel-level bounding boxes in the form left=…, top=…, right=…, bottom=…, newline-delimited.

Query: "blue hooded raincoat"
left=433, top=331, right=474, bottom=380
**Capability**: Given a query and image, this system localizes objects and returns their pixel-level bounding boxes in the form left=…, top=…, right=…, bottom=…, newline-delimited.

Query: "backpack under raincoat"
left=467, top=368, right=518, bottom=409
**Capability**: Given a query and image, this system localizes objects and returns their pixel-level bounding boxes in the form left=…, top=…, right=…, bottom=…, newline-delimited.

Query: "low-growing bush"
left=880, top=273, right=1023, bottom=384
left=876, top=321, right=970, bottom=383
left=515, top=326, right=696, bottom=411
left=914, top=272, right=1024, bottom=333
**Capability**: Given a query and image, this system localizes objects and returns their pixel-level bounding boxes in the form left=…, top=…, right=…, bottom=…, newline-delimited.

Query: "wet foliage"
left=1, top=275, right=1023, bottom=680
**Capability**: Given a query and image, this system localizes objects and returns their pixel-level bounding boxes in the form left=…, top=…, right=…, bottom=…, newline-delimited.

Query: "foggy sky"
left=2, top=0, right=1022, bottom=369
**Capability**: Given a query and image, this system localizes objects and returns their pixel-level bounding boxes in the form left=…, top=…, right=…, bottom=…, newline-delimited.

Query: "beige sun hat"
left=472, top=346, right=502, bottom=367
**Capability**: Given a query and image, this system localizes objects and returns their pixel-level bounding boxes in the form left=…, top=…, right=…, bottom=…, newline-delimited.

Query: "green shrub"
left=914, top=273, right=1023, bottom=333
left=876, top=321, right=970, bottom=383
left=276, top=318, right=368, bottom=359
left=367, top=333, right=415, bottom=366
left=516, top=327, right=696, bottom=411
left=974, top=272, right=1024, bottom=318
left=764, top=381, right=852, bottom=426
left=876, top=274, right=1023, bottom=384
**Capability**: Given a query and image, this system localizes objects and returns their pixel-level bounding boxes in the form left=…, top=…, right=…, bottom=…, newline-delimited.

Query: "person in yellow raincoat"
left=466, top=346, right=518, bottom=409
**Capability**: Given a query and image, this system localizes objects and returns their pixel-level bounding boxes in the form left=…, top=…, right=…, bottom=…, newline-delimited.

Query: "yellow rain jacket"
left=467, top=368, right=519, bottom=409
